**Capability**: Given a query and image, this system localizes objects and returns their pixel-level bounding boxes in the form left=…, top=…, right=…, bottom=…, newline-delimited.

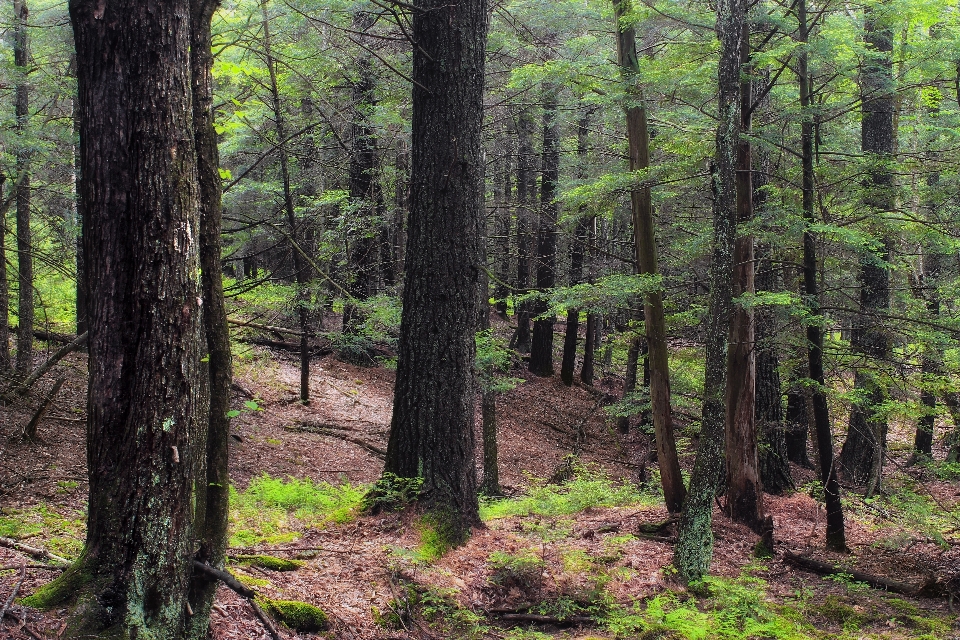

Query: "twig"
left=192, top=561, right=281, bottom=640
left=22, top=377, right=66, bottom=440
left=0, top=565, right=25, bottom=623
left=0, top=537, right=70, bottom=566
left=0, top=564, right=64, bottom=571
left=249, top=599, right=282, bottom=640
left=2, top=609, right=43, bottom=640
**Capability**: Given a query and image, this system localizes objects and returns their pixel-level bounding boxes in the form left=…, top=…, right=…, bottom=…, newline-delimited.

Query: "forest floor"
left=2, top=317, right=960, bottom=639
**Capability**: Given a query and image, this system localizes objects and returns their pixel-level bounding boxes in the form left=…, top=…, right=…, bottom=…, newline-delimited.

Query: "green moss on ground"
left=233, top=554, right=304, bottom=571
left=20, top=559, right=90, bottom=609
left=257, top=596, right=328, bottom=632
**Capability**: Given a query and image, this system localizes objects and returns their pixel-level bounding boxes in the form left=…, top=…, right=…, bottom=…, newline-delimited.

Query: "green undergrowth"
left=257, top=596, right=329, bottom=632
left=229, top=474, right=364, bottom=547
left=231, top=554, right=304, bottom=571
left=0, top=505, right=84, bottom=559
left=480, top=464, right=657, bottom=521
left=373, top=579, right=488, bottom=639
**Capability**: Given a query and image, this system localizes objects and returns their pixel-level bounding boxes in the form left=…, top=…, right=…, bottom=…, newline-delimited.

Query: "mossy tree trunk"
left=14, top=0, right=33, bottom=378
left=60, top=1, right=204, bottom=636
left=798, top=0, right=846, bottom=551
left=529, top=84, right=560, bottom=378
left=188, top=1, right=233, bottom=637
left=382, top=0, right=489, bottom=542
left=673, top=0, right=743, bottom=584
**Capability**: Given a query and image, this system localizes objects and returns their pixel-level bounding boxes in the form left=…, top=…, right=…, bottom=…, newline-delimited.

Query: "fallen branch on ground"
left=286, top=423, right=386, bottom=458
left=1, top=609, right=43, bottom=640
left=782, top=551, right=940, bottom=597
left=0, top=537, right=70, bottom=566
left=494, top=611, right=593, bottom=625
left=22, top=377, right=66, bottom=440
left=192, top=560, right=281, bottom=640
left=0, top=565, right=25, bottom=624
left=3, top=332, right=87, bottom=400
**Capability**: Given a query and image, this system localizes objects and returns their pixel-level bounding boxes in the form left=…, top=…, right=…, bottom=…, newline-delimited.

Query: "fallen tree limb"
left=782, top=552, right=938, bottom=596
left=227, top=317, right=303, bottom=336
left=3, top=332, right=87, bottom=400
left=22, top=377, right=66, bottom=440
left=286, top=423, right=386, bottom=458
left=0, top=537, right=70, bottom=566
left=192, top=561, right=281, bottom=640
left=1, top=609, right=43, bottom=640
left=0, top=565, right=25, bottom=624
left=8, top=326, right=77, bottom=345
left=496, top=612, right=593, bottom=625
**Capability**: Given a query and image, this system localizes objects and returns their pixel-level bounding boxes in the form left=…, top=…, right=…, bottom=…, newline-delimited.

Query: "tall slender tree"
left=512, top=106, right=535, bottom=354
left=14, top=0, right=33, bottom=377
left=381, top=0, right=489, bottom=542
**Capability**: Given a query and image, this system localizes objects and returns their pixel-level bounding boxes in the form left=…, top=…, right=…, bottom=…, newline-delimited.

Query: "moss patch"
left=233, top=554, right=304, bottom=571
left=20, top=559, right=90, bottom=609
left=257, top=596, right=328, bottom=632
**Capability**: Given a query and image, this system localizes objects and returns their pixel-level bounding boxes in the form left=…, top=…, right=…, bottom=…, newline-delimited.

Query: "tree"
left=674, top=0, right=744, bottom=584
left=36, top=2, right=204, bottom=636
left=14, top=0, right=33, bottom=377
left=381, top=0, right=489, bottom=543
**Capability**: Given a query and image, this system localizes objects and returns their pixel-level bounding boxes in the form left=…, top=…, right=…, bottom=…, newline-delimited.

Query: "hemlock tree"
left=381, top=0, right=489, bottom=542
left=27, top=2, right=204, bottom=637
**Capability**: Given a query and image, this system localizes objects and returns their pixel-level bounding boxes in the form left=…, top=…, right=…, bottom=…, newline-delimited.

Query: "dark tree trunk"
left=0, top=176, right=9, bottom=371
left=614, top=0, right=685, bottom=512
left=262, top=4, right=311, bottom=403
left=618, top=335, right=642, bottom=434
left=382, top=0, right=488, bottom=542
left=529, top=86, right=560, bottom=377
left=755, top=244, right=792, bottom=495
left=494, top=125, right=512, bottom=318
left=799, top=0, right=846, bottom=551
left=14, top=0, right=32, bottom=377
left=581, top=313, right=596, bottom=385
left=49, top=2, right=204, bottom=636
left=187, top=2, right=232, bottom=636
left=784, top=365, right=813, bottom=467
left=72, top=54, right=87, bottom=341
left=560, top=110, right=591, bottom=387
left=724, top=18, right=763, bottom=533
left=674, top=0, right=743, bottom=584
left=344, top=10, right=380, bottom=332
left=840, top=5, right=894, bottom=497
left=513, top=107, right=535, bottom=354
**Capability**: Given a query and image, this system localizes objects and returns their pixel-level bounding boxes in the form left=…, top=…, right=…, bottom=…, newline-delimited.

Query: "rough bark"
left=513, top=107, right=535, bottom=354
left=382, top=0, right=489, bottom=541
left=188, top=1, right=232, bottom=637
left=799, top=0, right=846, bottom=551
left=0, top=176, right=9, bottom=371
left=262, top=3, right=311, bottom=404
left=674, top=0, right=743, bottom=584
left=581, top=313, right=596, bottom=385
left=614, top=0, right=685, bottom=513
left=494, top=125, right=512, bottom=318
left=724, top=18, right=763, bottom=532
left=529, top=85, right=560, bottom=377
left=56, top=2, right=203, bottom=636
left=840, top=5, right=894, bottom=497
left=14, top=0, right=32, bottom=377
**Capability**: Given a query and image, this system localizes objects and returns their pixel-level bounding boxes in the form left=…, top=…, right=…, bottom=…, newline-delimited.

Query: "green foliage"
left=0, top=505, right=84, bottom=559
left=475, top=329, right=524, bottom=393
left=257, top=596, right=328, bottom=632
left=519, top=273, right=662, bottom=317
left=487, top=549, right=545, bottom=588
left=229, top=474, right=364, bottom=547
left=362, top=473, right=423, bottom=513
left=480, top=464, right=655, bottom=521
left=232, top=554, right=304, bottom=572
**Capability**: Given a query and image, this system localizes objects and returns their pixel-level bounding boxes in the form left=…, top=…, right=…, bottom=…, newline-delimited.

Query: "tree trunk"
left=494, top=125, right=512, bottom=318
left=513, top=107, right=535, bottom=354
left=0, top=175, right=9, bottom=371
left=187, top=2, right=232, bottom=636
left=560, top=110, right=591, bottom=387
left=14, top=0, right=32, bottom=377
left=614, top=0, right=685, bottom=513
left=799, top=0, right=846, bottom=551
left=724, top=18, right=763, bottom=533
left=343, top=10, right=379, bottom=334
left=529, top=85, right=560, bottom=377
left=674, top=0, right=743, bottom=584
left=480, top=390, right=500, bottom=496
left=393, top=140, right=408, bottom=284
left=52, top=3, right=204, bottom=636
left=581, top=313, right=596, bottom=385
left=382, top=0, right=488, bottom=542
left=262, top=2, right=311, bottom=403
left=840, top=5, right=894, bottom=497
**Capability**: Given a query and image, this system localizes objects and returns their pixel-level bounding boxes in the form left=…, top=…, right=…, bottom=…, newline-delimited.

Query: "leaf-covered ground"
left=2, top=327, right=960, bottom=639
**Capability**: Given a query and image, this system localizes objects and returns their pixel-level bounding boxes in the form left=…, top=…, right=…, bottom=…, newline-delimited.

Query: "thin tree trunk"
left=529, top=85, right=560, bottom=377
left=262, top=2, right=311, bottom=403
left=14, top=0, right=32, bottom=377
left=187, top=1, right=232, bottom=636
left=724, top=18, right=763, bottom=532
left=0, top=175, right=9, bottom=372
left=513, top=107, right=534, bottom=354
left=799, top=0, right=846, bottom=551
left=49, top=2, right=204, bottom=636
left=494, top=124, right=512, bottom=318
left=614, top=0, right=686, bottom=511
left=674, top=0, right=744, bottom=584
left=840, top=4, right=894, bottom=497
left=381, top=0, right=488, bottom=542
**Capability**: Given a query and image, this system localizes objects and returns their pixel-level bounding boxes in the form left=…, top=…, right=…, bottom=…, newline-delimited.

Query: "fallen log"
left=22, top=377, right=66, bottom=440
left=782, top=551, right=937, bottom=596
left=496, top=612, right=593, bottom=626
left=0, top=537, right=70, bottom=566
left=286, top=423, right=386, bottom=458
left=3, top=332, right=87, bottom=400
left=0, top=565, right=25, bottom=624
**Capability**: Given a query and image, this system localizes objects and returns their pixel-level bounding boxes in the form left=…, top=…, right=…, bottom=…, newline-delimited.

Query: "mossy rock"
left=234, top=554, right=304, bottom=571
left=258, top=596, right=329, bottom=632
